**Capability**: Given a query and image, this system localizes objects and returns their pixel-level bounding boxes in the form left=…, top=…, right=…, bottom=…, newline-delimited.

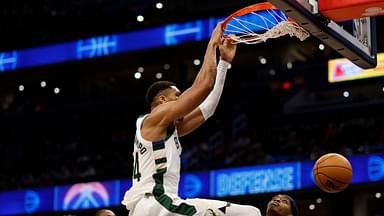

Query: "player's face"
left=164, top=86, right=181, bottom=102
left=266, top=195, right=293, bottom=216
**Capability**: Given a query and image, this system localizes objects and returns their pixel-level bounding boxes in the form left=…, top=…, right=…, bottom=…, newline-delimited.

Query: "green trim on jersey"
left=155, top=194, right=197, bottom=216
left=151, top=141, right=196, bottom=215
left=139, top=115, right=148, bottom=129
left=152, top=167, right=167, bottom=195
left=153, top=142, right=165, bottom=151
left=165, top=124, right=176, bottom=141
left=155, top=157, right=167, bottom=164
left=152, top=168, right=197, bottom=216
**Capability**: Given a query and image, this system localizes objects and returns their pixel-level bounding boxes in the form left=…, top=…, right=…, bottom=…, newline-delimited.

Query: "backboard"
left=267, top=0, right=377, bottom=69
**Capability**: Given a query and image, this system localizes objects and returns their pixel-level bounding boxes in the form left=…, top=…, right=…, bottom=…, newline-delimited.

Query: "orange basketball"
left=313, top=153, right=353, bottom=193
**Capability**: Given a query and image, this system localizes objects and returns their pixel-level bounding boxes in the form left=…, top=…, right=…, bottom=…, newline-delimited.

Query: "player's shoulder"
left=135, top=114, right=149, bottom=127
left=146, top=103, right=176, bottom=125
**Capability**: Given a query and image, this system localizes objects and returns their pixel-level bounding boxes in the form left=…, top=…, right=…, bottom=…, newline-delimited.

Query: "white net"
left=353, top=17, right=370, bottom=47
left=224, top=9, right=310, bottom=44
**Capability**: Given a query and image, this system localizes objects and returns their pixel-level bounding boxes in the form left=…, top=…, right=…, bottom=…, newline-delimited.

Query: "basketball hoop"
left=222, top=2, right=310, bottom=44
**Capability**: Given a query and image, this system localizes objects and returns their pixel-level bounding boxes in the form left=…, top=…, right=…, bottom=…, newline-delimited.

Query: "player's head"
left=266, top=194, right=298, bottom=216
left=94, top=209, right=116, bottom=216
left=145, top=80, right=180, bottom=108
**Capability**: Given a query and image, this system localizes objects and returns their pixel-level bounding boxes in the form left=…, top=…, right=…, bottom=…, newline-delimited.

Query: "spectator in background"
left=266, top=194, right=298, bottom=216
left=95, top=209, right=116, bottom=216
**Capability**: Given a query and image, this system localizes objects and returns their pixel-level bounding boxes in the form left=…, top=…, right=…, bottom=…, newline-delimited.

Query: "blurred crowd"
left=181, top=110, right=384, bottom=172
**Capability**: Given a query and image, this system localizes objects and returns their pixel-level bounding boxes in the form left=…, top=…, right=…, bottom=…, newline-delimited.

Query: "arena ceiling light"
left=193, top=59, right=201, bottom=66
left=156, top=2, right=163, bottom=9
left=343, top=90, right=350, bottom=98
left=40, top=81, right=47, bottom=87
left=54, top=87, right=60, bottom=94
left=137, top=15, right=144, bottom=22
left=319, top=43, right=325, bottom=50
left=134, top=72, right=142, bottom=79
left=155, top=72, right=163, bottom=79
left=163, top=64, right=170, bottom=70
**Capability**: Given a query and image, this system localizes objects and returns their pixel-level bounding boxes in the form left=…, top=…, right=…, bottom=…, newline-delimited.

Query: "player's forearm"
left=193, top=42, right=218, bottom=91
left=199, top=59, right=230, bottom=120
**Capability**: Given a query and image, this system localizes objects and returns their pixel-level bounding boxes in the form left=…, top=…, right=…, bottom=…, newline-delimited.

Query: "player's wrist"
left=208, top=40, right=219, bottom=48
left=219, top=55, right=234, bottom=63
left=219, top=58, right=231, bottom=67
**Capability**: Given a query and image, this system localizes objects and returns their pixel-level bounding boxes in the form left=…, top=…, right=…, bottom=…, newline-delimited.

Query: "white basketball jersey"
left=122, top=115, right=182, bottom=210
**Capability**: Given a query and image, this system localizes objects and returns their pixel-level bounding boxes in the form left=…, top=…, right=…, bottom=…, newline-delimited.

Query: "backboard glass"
left=267, top=0, right=377, bottom=69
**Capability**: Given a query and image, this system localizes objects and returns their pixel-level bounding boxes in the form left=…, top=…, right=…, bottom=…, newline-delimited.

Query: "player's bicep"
left=166, top=87, right=208, bottom=122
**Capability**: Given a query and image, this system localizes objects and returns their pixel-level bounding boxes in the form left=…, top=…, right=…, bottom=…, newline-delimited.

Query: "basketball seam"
left=317, top=172, right=350, bottom=185
left=316, top=165, right=352, bottom=172
left=316, top=154, right=342, bottom=166
left=317, top=173, right=332, bottom=193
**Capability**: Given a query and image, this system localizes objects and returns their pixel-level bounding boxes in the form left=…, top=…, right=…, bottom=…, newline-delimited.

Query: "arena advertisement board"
left=328, top=53, right=384, bottom=83
left=0, top=154, right=382, bottom=215
left=54, top=180, right=120, bottom=211
left=179, top=172, right=210, bottom=198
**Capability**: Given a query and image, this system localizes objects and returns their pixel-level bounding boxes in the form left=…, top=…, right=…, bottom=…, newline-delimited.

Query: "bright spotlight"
left=309, top=204, right=315, bottom=210
left=134, top=72, right=142, bottom=79
left=156, top=2, right=163, bottom=9
left=343, top=91, right=350, bottom=98
left=137, top=15, right=144, bottom=22
left=54, top=87, right=60, bottom=94
left=155, top=72, right=163, bottom=79
left=259, top=56, right=267, bottom=65
left=41, top=81, right=47, bottom=87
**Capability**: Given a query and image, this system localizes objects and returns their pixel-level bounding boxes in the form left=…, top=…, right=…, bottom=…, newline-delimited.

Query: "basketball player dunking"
left=121, top=23, right=298, bottom=216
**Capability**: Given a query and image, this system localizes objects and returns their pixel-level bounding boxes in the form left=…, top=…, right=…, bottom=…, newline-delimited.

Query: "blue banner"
left=0, top=16, right=225, bottom=73
left=0, top=188, right=53, bottom=215
left=179, top=172, right=210, bottom=198
left=54, top=180, right=120, bottom=211
left=0, top=154, right=382, bottom=215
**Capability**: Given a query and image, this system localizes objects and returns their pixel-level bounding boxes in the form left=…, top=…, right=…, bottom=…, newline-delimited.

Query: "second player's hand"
left=209, top=22, right=224, bottom=47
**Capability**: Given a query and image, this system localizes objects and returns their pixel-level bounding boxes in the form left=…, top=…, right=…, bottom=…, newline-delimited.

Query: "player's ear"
left=158, top=95, right=167, bottom=103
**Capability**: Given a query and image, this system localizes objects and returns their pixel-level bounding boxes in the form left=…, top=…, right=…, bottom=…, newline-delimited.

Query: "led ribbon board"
left=0, top=154, right=382, bottom=215
left=0, top=17, right=224, bottom=72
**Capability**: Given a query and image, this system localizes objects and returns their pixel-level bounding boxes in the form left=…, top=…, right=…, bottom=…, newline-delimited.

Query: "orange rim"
left=222, top=2, right=279, bottom=29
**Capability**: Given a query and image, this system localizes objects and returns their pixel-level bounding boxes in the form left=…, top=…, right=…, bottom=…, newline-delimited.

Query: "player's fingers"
left=223, top=37, right=234, bottom=46
left=221, top=35, right=238, bottom=45
left=220, top=37, right=225, bottom=45
left=216, top=22, right=224, bottom=34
